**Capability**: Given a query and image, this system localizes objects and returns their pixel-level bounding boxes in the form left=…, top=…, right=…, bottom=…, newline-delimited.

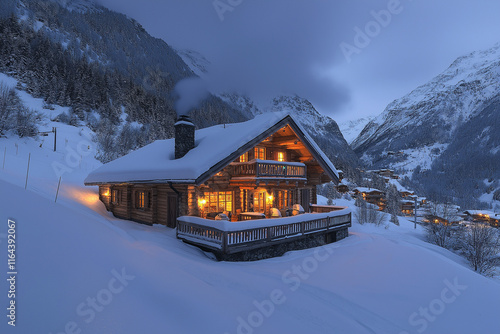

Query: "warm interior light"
left=198, top=198, right=207, bottom=206
left=103, top=190, right=110, bottom=197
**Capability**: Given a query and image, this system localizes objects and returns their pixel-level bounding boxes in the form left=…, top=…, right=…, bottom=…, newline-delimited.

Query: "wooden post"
left=53, top=127, right=57, bottom=152
left=55, top=176, right=62, bottom=203
left=2, top=147, right=5, bottom=169
left=222, top=231, right=228, bottom=254
left=25, top=153, right=31, bottom=190
left=414, top=197, right=417, bottom=229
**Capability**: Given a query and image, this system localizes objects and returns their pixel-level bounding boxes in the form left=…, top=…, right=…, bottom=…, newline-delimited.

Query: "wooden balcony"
left=176, top=208, right=351, bottom=260
left=230, top=160, right=306, bottom=180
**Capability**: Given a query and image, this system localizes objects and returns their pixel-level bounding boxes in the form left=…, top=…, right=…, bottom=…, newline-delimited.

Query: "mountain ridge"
left=352, top=42, right=500, bottom=207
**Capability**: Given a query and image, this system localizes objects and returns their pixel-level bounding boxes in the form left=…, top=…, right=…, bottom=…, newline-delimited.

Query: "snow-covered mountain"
left=352, top=43, right=500, bottom=207
left=339, top=116, right=374, bottom=144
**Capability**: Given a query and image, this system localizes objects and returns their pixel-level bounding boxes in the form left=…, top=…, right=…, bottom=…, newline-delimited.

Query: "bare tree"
left=457, top=223, right=500, bottom=276
left=426, top=222, right=452, bottom=248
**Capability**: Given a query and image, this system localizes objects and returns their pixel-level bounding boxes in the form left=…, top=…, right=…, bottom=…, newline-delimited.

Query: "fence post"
left=24, top=153, right=31, bottom=190
left=222, top=231, right=228, bottom=254
left=53, top=127, right=57, bottom=152
left=54, top=176, right=62, bottom=203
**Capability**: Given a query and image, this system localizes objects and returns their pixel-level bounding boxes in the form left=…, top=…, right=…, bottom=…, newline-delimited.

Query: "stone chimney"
left=175, top=115, right=195, bottom=159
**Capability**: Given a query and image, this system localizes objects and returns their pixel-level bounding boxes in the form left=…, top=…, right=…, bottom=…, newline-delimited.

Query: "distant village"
left=336, top=168, right=500, bottom=227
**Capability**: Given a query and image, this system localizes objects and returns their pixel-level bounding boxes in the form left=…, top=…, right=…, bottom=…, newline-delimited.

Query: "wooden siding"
left=99, top=184, right=189, bottom=227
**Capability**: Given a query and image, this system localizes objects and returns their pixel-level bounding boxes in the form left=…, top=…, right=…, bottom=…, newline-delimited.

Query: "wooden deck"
left=176, top=208, right=351, bottom=259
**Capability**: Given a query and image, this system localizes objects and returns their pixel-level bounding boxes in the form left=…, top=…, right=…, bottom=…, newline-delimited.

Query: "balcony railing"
left=176, top=208, right=351, bottom=258
left=231, top=159, right=306, bottom=179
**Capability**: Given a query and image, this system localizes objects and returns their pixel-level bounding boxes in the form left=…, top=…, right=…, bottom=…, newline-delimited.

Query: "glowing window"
left=277, top=151, right=285, bottom=162
left=239, top=152, right=248, bottom=162
left=253, top=191, right=266, bottom=212
left=135, top=191, right=149, bottom=209
left=254, top=147, right=266, bottom=160
left=204, top=192, right=232, bottom=213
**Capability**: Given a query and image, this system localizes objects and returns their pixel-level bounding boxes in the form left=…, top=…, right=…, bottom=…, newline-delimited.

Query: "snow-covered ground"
left=1, top=74, right=500, bottom=333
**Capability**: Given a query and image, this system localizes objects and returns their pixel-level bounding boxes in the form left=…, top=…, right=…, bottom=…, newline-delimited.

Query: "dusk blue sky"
left=97, top=0, right=500, bottom=122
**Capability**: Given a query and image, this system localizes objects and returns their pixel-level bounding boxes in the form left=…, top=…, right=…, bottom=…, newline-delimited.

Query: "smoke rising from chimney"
left=174, top=77, right=209, bottom=116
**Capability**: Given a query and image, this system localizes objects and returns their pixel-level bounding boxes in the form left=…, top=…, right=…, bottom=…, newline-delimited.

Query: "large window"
left=253, top=191, right=266, bottom=213
left=205, top=191, right=233, bottom=213
left=254, top=147, right=266, bottom=160
left=277, top=190, right=292, bottom=209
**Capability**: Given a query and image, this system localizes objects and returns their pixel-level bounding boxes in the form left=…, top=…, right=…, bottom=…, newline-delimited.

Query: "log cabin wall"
left=100, top=183, right=189, bottom=227
left=100, top=182, right=319, bottom=225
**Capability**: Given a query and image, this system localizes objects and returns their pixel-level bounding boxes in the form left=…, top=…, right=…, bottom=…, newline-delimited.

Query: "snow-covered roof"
left=85, top=113, right=339, bottom=185
left=388, top=179, right=413, bottom=194
left=353, top=187, right=383, bottom=194
left=464, top=210, right=497, bottom=217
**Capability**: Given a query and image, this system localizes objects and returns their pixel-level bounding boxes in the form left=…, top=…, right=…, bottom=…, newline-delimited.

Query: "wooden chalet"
left=401, top=200, right=415, bottom=216
left=422, top=215, right=449, bottom=225
left=85, top=113, right=351, bottom=260
left=353, top=187, right=386, bottom=211
left=463, top=210, right=500, bottom=227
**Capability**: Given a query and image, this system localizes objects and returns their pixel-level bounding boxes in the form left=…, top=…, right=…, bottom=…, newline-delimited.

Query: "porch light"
left=102, top=190, right=110, bottom=197
left=198, top=198, right=207, bottom=206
